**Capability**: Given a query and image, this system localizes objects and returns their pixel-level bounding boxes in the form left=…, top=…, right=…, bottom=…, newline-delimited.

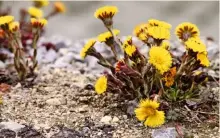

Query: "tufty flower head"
left=149, top=46, right=172, bottom=74
left=175, top=22, right=200, bottom=41
left=160, top=41, right=170, bottom=50
left=98, top=29, right=120, bottom=43
left=54, top=1, right=66, bottom=13
left=95, top=75, right=107, bottom=94
left=94, top=6, right=118, bottom=27
left=147, top=26, right=170, bottom=40
left=33, top=0, right=49, bottom=8
left=115, top=59, right=125, bottom=72
left=133, top=23, right=148, bottom=37
left=9, top=21, right=19, bottom=32
left=163, top=66, right=176, bottom=87
left=123, top=36, right=136, bottom=57
left=80, top=39, right=96, bottom=59
left=135, top=99, right=165, bottom=128
left=184, top=38, right=206, bottom=53
left=28, top=7, right=43, bottom=18
left=197, top=52, right=210, bottom=67
left=31, top=18, right=47, bottom=28
left=148, top=19, right=171, bottom=29
left=0, top=15, right=14, bottom=29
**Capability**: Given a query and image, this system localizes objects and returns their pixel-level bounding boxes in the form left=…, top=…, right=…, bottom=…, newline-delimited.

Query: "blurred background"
left=1, top=1, right=219, bottom=42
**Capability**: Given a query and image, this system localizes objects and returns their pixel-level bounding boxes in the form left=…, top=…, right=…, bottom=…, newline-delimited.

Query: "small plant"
left=80, top=5, right=212, bottom=128
left=0, top=0, right=66, bottom=81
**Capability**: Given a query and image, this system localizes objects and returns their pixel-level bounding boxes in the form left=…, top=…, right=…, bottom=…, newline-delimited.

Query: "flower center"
left=145, top=107, right=156, bottom=116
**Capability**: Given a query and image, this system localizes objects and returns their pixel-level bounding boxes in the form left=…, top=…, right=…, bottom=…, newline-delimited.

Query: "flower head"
left=28, top=7, right=43, bottom=18
left=98, top=29, right=120, bottom=43
left=94, top=6, right=118, bottom=27
left=54, top=2, right=66, bottom=13
left=148, top=19, right=171, bottom=29
left=175, top=22, right=200, bottom=41
left=149, top=46, right=172, bottom=74
left=163, top=66, right=176, bottom=87
left=123, top=36, right=136, bottom=57
left=184, top=38, right=206, bottom=53
left=0, top=15, right=14, bottom=26
left=95, top=75, right=107, bottom=94
left=160, top=41, right=170, bottom=50
left=9, top=21, right=19, bottom=32
left=147, top=26, right=170, bottom=40
left=80, top=39, right=96, bottom=59
left=115, top=59, right=125, bottom=72
left=197, top=52, right=210, bottom=67
left=135, top=99, right=165, bottom=128
left=33, top=0, right=49, bottom=8
left=133, top=23, right=148, bottom=37
left=31, top=18, right=47, bottom=28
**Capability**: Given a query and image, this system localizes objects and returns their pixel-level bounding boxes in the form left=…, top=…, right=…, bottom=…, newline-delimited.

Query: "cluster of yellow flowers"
left=80, top=5, right=211, bottom=128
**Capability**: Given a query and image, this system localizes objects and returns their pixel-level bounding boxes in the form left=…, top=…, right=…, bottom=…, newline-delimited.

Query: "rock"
left=42, top=49, right=58, bottom=63
left=0, top=129, right=16, bottom=138
left=51, top=127, right=83, bottom=138
left=17, top=126, right=44, bottom=138
left=77, top=105, right=88, bottom=113
left=152, top=127, right=178, bottom=138
left=0, top=122, right=25, bottom=132
left=112, top=116, right=119, bottom=123
left=46, top=98, right=66, bottom=106
left=59, top=48, right=69, bottom=56
left=100, top=116, right=112, bottom=124
left=14, top=83, right=22, bottom=89
left=0, top=61, right=6, bottom=69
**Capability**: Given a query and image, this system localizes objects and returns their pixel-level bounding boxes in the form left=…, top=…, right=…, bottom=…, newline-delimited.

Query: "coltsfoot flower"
left=160, top=41, right=170, bottom=50
left=28, top=7, right=43, bottom=18
left=94, top=5, right=118, bottom=27
left=133, top=23, right=148, bottom=37
left=135, top=99, right=165, bottom=128
left=147, top=26, right=170, bottom=40
left=33, top=0, right=49, bottom=8
left=149, top=46, right=172, bottom=74
left=163, top=66, right=176, bottom=87
left=184, top=38, right=206, bottom=53
left=31, top=18, right=48, bottom=28
left=9, top=21, right=19, bottom=32
left=197, top=52, right=210, bottom=67
left=95, top=75, right=107, bottom=94
left=148, top=19, right=171, bottom=29
left=123, top=36, right=136, bottom=57
left=175, top=22, right=200, bottom=41
left=54, top=1, right=66, bottom=13
left=0, top=15, right=14, bottom=27
left=80, top=39, right=96, bottom=59
left=98, top=29, right=120, bottom=44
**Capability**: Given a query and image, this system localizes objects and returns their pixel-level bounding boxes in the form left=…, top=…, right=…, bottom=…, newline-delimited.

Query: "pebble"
left=46, top=97, right=66, bottom=106
left=152, top=127, right=177, bottom=138
left=77, top=105, right=88, bottom=113
left=112, top=116, right=119, bottom=123
left=0, top=61, right=6, bottom=68
left=0, top=121, right=25, bottom=132
left=100, top=116, right=112, bottom=124
left=14, top=83, right=22, bottom=89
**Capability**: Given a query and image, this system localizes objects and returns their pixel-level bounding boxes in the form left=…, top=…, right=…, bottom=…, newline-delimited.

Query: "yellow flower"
left=95, top=75, right=107, bottom=94
left=147, top=26, right=170, bottom=40
left=54, top=1, right=66, bottom=13
left=163, top=67, right=176, bottom=87
left=31, top=18, right=47, bottom=28
left=160, top=41, right=170, bottom=50
left=33, top=0, right=49, bottom=8
left=184, top=38, right=206, bottom=53
left=197, top=52, right=210, bottom=67
left=133, top=23, right=148, bottom=37
left=135, top=99, right=165, bottom=128
left=123, top=36, right=136, bottom=56
left=148, top=19, right=171, bottom=29
left=94, top=5, right=118, bottom=20
left=28, top=7, right=43, bottom=18
left=9, top=21, right=19, bottom=32
left=80, top=39, right=96, bottom=59
left=149, top=46, right=172, bottom=74
left=0, top=15, right=14, bottom=26
left=175, top=22, right=200, bottom=41
left=98, top=29, right=120, bottom=42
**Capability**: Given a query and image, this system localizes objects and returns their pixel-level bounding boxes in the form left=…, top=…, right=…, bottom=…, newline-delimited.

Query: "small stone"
left=14, top=83, right=22, bottom=89
left=100, top=116, right=112, bottom=124
left=122, top=115, right=128, bottom=120
left=46, top=98, right=66, bottom=106
left=0, top=61, right=6, bottom=68
left=112, top=117, right=119, bottom=123
left=0, top=121, right=25, bottom=132
left=77, top=105, right=88, bottom=113
left=152, top=127, right=177, bottom=138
